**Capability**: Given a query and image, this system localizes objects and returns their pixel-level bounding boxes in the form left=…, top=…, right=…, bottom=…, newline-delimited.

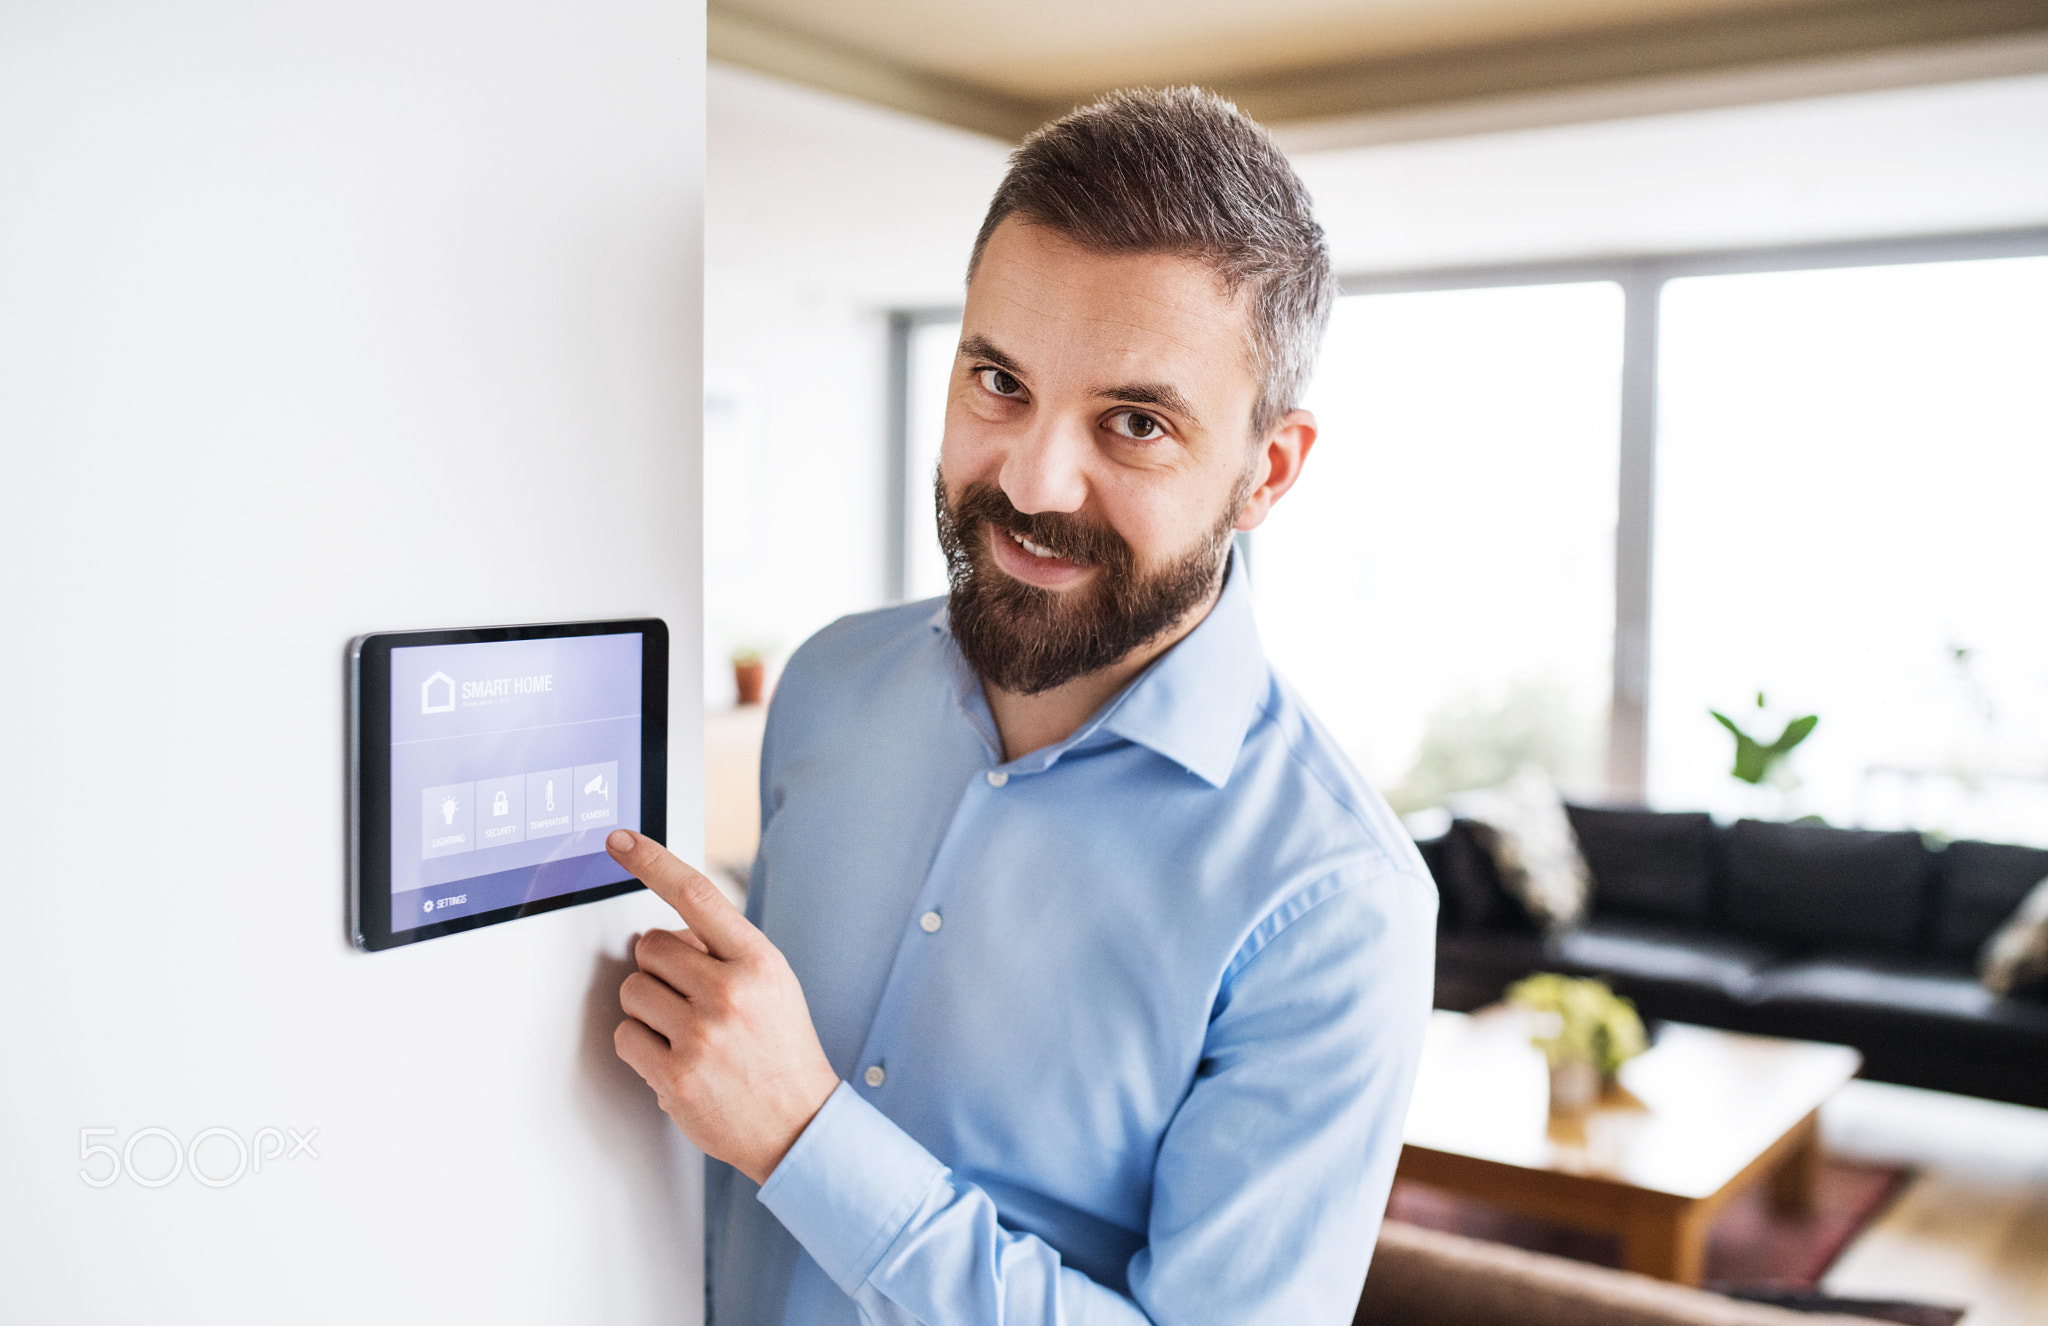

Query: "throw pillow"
left=1979, top=875, right=2048, bottom=997
left=1446, top=771, right=1591, bottom=932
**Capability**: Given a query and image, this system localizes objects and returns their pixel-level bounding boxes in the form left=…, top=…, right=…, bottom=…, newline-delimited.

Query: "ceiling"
left=707, top=0, right=2048, bottom=141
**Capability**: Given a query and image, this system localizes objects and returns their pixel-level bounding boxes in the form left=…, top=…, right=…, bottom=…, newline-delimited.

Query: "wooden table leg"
left=1768, top=1109, right=1822, bottom=1218
left=1621, top=1201, right=1710, bottom=1286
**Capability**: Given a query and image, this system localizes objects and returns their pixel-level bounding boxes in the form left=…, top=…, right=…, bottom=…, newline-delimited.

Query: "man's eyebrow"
left=958, top=334, right=1024, bottom=376
left=1096, top=381, right=1200, bottom=428
left=960, top=333, right=1201, bottom=428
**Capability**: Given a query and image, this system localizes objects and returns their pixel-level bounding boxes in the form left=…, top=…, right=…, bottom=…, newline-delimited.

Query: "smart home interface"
left=352, top=621, right=664, bottom=949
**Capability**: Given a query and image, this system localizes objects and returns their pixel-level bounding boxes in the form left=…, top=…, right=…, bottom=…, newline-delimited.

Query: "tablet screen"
left=386, top=631, right=644, bottom=932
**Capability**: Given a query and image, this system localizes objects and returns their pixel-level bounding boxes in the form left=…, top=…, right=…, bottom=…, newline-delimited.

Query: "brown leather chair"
left=1357, top=1222, right=1875, bottom=1326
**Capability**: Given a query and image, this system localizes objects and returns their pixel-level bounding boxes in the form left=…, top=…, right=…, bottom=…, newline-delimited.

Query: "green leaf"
left=1768, top=714, right=1818, bottom=755
left=1713, top=707, right=1817, bottom=784
left=1731, top=737, right=1768, bottom=783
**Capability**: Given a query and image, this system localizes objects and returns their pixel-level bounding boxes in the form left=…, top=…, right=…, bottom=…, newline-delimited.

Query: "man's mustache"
left=947, top=481, right=1131, bottom=571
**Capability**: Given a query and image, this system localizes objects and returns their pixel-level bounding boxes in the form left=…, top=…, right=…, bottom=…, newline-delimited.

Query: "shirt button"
left=863, top=1065, right=886, bottom=1088
left=919, top=911, right=942, bottom=933
left=986, top=770, right=1009, bottom=787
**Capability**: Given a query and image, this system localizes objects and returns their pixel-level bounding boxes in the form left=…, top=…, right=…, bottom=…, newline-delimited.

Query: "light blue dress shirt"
left=707, top=560, right=1438, bottom=1325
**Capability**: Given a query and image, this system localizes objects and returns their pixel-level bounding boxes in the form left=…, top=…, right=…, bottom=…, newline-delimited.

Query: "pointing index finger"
left=606, top=830, right=754, bottom=959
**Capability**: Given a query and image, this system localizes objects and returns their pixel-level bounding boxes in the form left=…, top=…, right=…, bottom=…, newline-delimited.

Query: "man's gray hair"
left=968, top=87, right=1336, bottom=439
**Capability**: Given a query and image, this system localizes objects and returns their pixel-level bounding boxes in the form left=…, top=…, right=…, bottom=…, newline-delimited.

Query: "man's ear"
left=1234, top=409, right=1317, bottom=531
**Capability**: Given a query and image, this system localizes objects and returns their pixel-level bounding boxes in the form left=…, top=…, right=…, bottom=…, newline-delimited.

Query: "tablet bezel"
left=349, top=617, right=667, bottom=952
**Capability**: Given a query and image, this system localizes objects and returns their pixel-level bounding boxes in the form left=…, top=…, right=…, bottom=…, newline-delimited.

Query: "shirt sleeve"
left=756, top=867, right=1438, bottom=1326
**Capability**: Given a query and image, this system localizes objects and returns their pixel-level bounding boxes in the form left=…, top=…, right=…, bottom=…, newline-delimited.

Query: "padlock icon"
left=493, top=790, right=509, bottom=817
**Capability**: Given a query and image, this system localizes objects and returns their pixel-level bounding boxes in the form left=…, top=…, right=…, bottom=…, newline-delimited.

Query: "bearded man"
left=604, top=87, right=1437, bottom=1325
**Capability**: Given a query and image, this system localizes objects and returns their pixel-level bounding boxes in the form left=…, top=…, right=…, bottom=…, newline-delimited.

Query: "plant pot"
left=733, top=659, right=765, bottom=706
left=1548, top=1058, right=1600, bottom=1114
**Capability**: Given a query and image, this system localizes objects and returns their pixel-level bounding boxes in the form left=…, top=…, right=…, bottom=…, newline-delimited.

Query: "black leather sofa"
left=1416, top=807, right=2048, bottom=1110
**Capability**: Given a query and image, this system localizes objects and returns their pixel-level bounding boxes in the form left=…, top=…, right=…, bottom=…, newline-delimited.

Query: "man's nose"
left=998, top=414, right=1090, bottom=515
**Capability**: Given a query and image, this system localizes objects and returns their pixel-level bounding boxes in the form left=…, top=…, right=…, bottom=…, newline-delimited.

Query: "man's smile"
left=986, top=521, right=1095, bottom=590
left=1009, top=530, right=1060, bottom=559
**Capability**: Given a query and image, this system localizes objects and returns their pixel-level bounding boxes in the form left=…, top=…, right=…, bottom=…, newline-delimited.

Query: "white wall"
left=703, top=64, right=1007, bottom=698
left=0, top=4, right=706, bottom=1322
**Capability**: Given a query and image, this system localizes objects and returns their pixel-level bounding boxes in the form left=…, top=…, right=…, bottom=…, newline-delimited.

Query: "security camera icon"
left=583, top=773, right=609, bottom=801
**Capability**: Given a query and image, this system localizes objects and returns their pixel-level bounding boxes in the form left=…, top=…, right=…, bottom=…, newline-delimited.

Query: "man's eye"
left=978, top=367, right=1022, bottom=398
left=1110, top=411, right=1163, bottom=440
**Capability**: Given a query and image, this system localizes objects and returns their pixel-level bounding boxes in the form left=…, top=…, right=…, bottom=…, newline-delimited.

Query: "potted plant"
left=1506, top=973, right=1648, bottom=1113
left=731, top=646, right=767, bottom=707
left=1711, top=692, right=1818, bottom=820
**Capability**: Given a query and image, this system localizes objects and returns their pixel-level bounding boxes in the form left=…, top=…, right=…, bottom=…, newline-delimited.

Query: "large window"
left=1255, top=283, right=1623, bottom=811
left=888, top=230, right=2048, bottom=841
left=1650, top=256, right=2048, bottom=843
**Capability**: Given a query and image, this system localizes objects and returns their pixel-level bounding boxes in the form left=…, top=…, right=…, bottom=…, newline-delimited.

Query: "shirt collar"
left=927, top=551, right=1269, bottom=789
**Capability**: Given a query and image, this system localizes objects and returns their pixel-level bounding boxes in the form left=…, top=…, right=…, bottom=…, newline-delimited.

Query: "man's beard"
left=934, top=470, right=1248, bottom=696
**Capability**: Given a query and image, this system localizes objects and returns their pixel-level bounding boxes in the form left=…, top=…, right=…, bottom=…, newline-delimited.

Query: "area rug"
left=1384, top=1159, right=1954, bottom=1322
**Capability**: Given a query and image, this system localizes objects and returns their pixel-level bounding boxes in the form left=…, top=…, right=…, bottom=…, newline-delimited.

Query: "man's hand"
left=606, top=829, right=841, bottom=1185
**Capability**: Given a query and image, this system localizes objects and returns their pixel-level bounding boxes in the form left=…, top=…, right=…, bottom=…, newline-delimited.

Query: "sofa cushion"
left=1434, top=930, right=1547, bottom=1012
left=1565, top=805, right=1717, bottom=923
left=1935, top=839, right=2048, bottom=959
left=1748, top=957, right=2001, bottom=1022
left=1549, top=919, right=1780, bottom=1002
left=1428, top=820, right=1538, bottom=933
left=1721, top=820, right=1931, bottom=953
left=1744, top=955, right=2048, bottom=1096
left=1749, top=956, right=2048, bottom=1108
left=1415, top=831, right=1452, bottom=913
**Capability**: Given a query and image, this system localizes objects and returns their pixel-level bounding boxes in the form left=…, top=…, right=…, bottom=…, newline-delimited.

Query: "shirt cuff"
left=757, top=1080, right=949, bottom=1295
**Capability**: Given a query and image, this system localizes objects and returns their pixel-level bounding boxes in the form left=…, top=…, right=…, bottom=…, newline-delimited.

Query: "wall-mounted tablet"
left=350, top=618, right=667, bottom=951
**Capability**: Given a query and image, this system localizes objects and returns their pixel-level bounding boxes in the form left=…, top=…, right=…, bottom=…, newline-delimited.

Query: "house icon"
left=421, top=671, right=456, bottom=714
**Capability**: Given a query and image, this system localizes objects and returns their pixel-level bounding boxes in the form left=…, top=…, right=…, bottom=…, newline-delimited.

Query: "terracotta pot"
left=733, top=659, right=766, bottom=706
